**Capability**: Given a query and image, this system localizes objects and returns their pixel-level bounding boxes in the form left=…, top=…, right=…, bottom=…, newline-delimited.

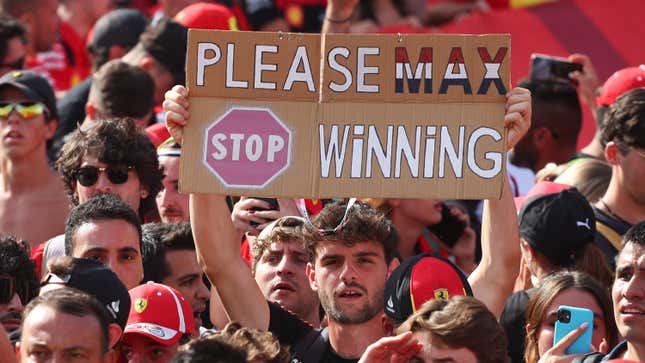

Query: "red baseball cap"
left=124, top=282, right=196, bottom=345
left=513, top=181, right=571, bottom=211
left=174, top=2, right=238, bottom=31
left=596, top=65, right=645, bottom=107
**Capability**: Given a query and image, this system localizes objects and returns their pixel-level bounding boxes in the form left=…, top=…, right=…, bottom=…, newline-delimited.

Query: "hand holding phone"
left=530, top=54, right=583, bottom=84
left=553, top=305, right=593, bottom=355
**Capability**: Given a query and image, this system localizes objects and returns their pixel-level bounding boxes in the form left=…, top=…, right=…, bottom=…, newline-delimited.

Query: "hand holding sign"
left=163, top=85, right=190, bottom=145
left=504, top=87, right=531, bottom=150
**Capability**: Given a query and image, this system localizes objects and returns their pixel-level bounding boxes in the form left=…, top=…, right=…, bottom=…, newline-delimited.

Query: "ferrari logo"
left=434, top=288, right=449, bottom=300
left=134, top=298, right=148, bottom=314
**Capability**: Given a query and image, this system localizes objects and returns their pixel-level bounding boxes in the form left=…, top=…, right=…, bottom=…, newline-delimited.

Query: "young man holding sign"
left=163, top=84, right=531, bottom=361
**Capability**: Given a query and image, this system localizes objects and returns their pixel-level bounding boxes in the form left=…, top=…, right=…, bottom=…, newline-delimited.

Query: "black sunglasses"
left=0, top=275, right=15, bottom=304
left=75, top=165, right=135, bottom=187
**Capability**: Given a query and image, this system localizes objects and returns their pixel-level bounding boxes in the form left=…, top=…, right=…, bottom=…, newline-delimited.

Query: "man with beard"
left=0, top=234, right=38, bottom=334
left=164, top=85, right=531, bottom=362
left=141, top=222, right=210, bottom=331
left=510, top=78, right=582, bottom=173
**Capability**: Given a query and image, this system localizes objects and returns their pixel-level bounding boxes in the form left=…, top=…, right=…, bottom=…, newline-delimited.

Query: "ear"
left=386, top=257, right=400, bottom=278
left=604, top=141, right=620, bottom=165
left=381, top=314, right=395, bottom=336
left=138, top=56, right=155, bottom=72
left=306, top=262, right=318, bottom=291
left=525, top=323, right=532, bottom=335
left=140, top=185, right=150, bottom=200
left=45, top=118, right=57, bottom=139
left=108, top=45, right=128, bottom=61
left=108, top=324, right=122, bottom=348
left=85, top=102, right=97, bottom=121
left=532, top=127, right=551, bottom=148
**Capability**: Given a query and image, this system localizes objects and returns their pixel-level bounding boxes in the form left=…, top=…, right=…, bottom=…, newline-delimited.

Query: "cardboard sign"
left=181, top=30, right=510, bottom=199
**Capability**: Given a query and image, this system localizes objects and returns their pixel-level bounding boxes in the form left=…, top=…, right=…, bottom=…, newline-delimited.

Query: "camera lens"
left=557, top=309, right=571, bottom=323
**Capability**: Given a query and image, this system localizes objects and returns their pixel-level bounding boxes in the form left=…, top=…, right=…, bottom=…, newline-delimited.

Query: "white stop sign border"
left=202, top=106, right=293, bottom=189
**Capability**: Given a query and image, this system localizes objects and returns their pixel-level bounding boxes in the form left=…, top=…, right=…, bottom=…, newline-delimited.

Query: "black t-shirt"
left=267, top=301, right=359, bottom=363
left=499, top=289, right=535, bottom=363
left=50, top=77, right=93, bottom=162
left=592, top=206, right=631, bottom=267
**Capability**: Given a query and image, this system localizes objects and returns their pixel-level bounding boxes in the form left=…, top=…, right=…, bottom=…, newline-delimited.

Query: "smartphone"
left=427, top=203, right=466, bottom=248
left=530, top=54, right=583, bottom=83
left=553, top=305, right=593, bottom=355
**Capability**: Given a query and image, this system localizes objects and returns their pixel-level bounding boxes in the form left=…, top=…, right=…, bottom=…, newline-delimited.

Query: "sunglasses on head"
left=0, top=275, right=15, bottom=304
left=0, top=101, right=48, bottom=119
left=75, top=165, right=135, bottom=187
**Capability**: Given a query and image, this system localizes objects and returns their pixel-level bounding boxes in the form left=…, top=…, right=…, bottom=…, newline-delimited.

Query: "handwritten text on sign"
left=181, top=31, right=510, bottom=199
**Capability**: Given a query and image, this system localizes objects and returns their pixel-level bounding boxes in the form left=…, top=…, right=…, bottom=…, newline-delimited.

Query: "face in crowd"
left=156, top=155, right=189, bottom=223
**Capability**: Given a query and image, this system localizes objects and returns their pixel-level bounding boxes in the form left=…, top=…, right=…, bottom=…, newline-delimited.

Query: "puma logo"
left=576, top=218, right=591, bottom=230
left=106, top=300, right=120, bottom=319
left=386, top=296, right=395, bottom=312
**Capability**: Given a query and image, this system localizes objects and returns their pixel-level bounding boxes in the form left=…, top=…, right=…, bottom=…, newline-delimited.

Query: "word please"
left=319, top=124, right=503, bottom=179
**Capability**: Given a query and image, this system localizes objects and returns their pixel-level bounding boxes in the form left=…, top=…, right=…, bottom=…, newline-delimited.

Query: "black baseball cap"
left=384, top=254, right=473, bottom=324
left=519, top=188, right=596, bottom=266
left=0, top=70, right=57, bottom=121
left=139, top=18, right=188, bottom=85
left=41, top=258, right=131, bottom=329
left=88, top=9, right=147, bottom=55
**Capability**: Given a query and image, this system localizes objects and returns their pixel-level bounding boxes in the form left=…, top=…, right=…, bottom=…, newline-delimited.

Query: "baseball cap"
left=596, top=65, right=645, bottom=107
left=139, top=18, right=188, bottom=85
left=88, top=9, right=147, bottom=55
left=0, top=70, right=57, bottom=121
left=124, top=282, right=195, bottom=345
left=174, top=2, right=238, bottom=30
left=513, top=181, right=571, bottom=211
left=384, top=254, right=473, bottom=324
left=41, top=258, right=131, bottom=330
left=519, top=188, right=595, bottom=266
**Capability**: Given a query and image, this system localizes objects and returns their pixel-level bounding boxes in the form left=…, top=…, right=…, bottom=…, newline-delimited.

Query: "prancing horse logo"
left=134, top=298, right=148, bottom=314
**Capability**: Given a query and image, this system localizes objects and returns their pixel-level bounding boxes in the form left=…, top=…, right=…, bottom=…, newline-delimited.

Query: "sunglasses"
left=0, top=275, right=15, bottom=304
left=0, top=101, right=48, bottom=119
left=294, top=198, right=357, bottom=237
left=75, top=165, right=135, bottom=187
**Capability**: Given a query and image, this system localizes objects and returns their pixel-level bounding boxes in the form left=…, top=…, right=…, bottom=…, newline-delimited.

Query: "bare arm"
left=468, top=87, right=531, bottom=317
left=191, top=193, right=270, bottom=330
left=322, top=0, right=358, bottom=34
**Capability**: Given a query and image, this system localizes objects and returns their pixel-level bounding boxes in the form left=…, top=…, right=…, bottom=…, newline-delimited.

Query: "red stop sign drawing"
left=203, top=107, right=292, bottom=188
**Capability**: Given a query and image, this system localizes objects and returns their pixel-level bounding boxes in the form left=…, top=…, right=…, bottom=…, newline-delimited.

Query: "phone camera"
left=557, top=309, right=571, bottom=323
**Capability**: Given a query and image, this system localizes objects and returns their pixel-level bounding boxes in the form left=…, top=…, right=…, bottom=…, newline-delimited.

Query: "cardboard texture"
left=181, top=30, right=510, bottom=199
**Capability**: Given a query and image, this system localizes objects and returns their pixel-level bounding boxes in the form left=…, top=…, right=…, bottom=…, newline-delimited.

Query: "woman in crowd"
left=524, top=271, right=618, bottom=363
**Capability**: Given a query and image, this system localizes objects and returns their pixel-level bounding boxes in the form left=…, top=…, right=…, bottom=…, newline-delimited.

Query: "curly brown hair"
left=303, top=200, right=399, bottom=264
left=55, top=118, right=163, bottom=218
left=205, top=322, right=290, bottom=363
left=251, top=216, right=307, bottom=273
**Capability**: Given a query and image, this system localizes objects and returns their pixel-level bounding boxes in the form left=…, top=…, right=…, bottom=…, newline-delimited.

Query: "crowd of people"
left=0, top=0, right=643, bottom=363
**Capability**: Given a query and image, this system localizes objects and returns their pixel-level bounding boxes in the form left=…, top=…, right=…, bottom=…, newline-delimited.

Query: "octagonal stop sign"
left=204, top=107, right=292, bottom=188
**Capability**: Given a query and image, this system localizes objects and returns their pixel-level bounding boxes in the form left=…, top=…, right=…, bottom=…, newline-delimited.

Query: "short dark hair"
left=519, top=78, right=582, bottom=147
left=142, top=222, right=194, bottom=282
left=22, top=288, right=111, bottom=354
left=89, top=60, right=155, bottom=119
left=0, top=234, right=38, bottom=305
left=252, top=217, right=306, bottom=272
left=0, top=15, right=26, bottom=61
left=601, top=88, right=645, bottom=151
left=303, top=200, right=399, bottom=264
left=397, top=296, right=509, bottom=363
left=64, top=193, right=143, bottom=256
left=622, top=221, right=645, bottom=249
left=55, top=118, right=164, bottom=217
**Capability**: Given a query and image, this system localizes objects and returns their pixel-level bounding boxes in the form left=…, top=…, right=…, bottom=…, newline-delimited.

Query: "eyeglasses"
left=0, top=101, right=48, bottom=119
left=0, top=275, right=15, bottom=304
left=75, top=165, right=135, bottom=187
left=0, top=56, right=25, bottom=71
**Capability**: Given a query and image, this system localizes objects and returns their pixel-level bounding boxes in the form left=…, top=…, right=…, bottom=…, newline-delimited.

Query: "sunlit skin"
left=71, top=219, right=143, bottom=289
left=0, top=292, right=23, bottom=333
left=17, top=304, right=109, bottom=363
left=254, top=241, right=320, bottom=325
left=162, top=249, right=208, bottom=329
left=612, top=243, right=645, bottom=351
left=409, top=331, right=477, bottom=363
left=308, top=241, right=388, bottom=324
left=536, top=288, right=607, bottom=356
left=121, top=334, right=179, bottom=363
